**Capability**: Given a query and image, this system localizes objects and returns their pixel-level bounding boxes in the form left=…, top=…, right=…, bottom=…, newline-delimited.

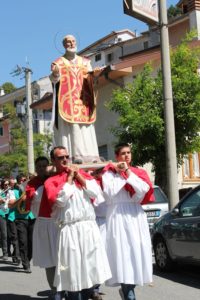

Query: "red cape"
left=25, top=176, right=46, bottom=211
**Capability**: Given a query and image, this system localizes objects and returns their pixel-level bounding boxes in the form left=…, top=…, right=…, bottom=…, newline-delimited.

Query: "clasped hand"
left=68, top=165, right=79, bottom=178
left=115, top=162, right=128, bottom=174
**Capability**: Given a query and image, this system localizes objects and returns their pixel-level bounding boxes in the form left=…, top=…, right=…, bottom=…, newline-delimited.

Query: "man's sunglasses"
left=55, top=155, right=70, bottom=160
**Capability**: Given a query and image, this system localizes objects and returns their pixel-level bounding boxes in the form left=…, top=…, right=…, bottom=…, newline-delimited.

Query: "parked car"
left=151, top=185, right=200, bottom=271
left=142, top=185, right=169, bottom=231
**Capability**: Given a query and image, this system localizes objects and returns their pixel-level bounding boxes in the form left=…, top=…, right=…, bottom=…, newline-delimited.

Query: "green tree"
left=0, top=83, right=52, bottom=177
left=107, top=34, right=200, bottom=192
left=0, top=102, right=28, bottom=177
left=167, top=5, right=182, bottom=19
left=1, top=82, right=17, bottom=94
left=34, top=132, right=52, bottom=158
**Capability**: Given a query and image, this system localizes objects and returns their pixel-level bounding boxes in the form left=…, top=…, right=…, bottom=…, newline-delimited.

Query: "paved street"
left=0, top=250, right=199, bottom=300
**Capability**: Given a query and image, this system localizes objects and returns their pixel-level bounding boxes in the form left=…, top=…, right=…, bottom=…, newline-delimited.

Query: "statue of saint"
left=50, top=34, right=103, bottom=163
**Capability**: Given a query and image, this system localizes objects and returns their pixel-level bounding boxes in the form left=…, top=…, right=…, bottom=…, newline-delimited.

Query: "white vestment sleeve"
left=84, top=179, right=102, bottom=198
left=55, top=183, right=74, bottom=208
left=126, top=173, right=150, bottom=203
left=102, top=171, right=127, bottom=197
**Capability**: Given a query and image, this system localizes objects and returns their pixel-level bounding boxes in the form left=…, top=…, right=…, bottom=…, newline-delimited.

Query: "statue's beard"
left=64, top=47, right=77, bottom=60
left=66, top=47, right=77, bottom=54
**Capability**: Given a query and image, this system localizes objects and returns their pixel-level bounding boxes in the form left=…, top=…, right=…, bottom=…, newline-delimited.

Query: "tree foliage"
left=1, top=82, right=17, bottom=94
left=107, top=34, right=200, bottom=190
left=167, top=5, right=182, bottom=19
left=0, top=102, right=27, bottom=177
left=0, top=83, right=52, bottom=178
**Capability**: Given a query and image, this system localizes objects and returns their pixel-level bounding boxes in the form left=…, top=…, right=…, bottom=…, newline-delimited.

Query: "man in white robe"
left=43, top=146, right=111, bottom=300
left=101, top=143, right=154, bottom=300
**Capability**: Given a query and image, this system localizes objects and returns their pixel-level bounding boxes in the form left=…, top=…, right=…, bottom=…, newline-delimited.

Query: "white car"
left=142, top=185, right=169, bottom=231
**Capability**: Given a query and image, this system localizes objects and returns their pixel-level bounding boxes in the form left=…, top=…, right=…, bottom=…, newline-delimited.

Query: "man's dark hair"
left=114, top=142, right=131, bottom=156
left=35, top=156, right=49, bottom=165
left=50, top=146, right=66, bottom=160
left=16, top=173, right=26, bottom=184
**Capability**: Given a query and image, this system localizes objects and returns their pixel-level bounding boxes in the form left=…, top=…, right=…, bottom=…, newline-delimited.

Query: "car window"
left=179, top=189, right=200, bottom=217
left=153, top=187, right=168, bottom=203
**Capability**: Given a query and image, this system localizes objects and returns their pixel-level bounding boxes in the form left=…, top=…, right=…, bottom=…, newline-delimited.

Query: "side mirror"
left=171, top=208, right=179, bottom=216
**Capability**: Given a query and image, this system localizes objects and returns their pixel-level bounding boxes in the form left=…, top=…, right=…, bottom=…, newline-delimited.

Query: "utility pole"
left=11, top=65, right=35, bottom=175
left=25, top=68, right=35, bottom=175
left=159, top=0, right=179, bottom=209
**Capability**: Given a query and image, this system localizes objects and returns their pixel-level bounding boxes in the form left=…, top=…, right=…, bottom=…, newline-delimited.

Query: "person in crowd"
left=32, top=151, right=63, bottom=300
left=101, top=143, right=154, bottom=300
left=0, top=180, right=9, bottom=260
left=41, top=146, right=111, bottom=300
left=25, top=156, right=49, bottom=218
left=50, top=34, right=103, bottom=163
left=6, top=178, right=21, bottom=265
left=16, top=174, right=27, bottom=194
left=9, top=176, right=35, bottom=273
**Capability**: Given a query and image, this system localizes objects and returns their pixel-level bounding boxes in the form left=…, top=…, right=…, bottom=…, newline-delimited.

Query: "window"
left=180, top=189, right=200, bottom=217
left=95, top=53, right=101, bottom=62
left=98, top=145, right=108, bottom=161
left=0, top=124, right=3, bottom=136
left=106, top=53, right=113, bottom=63
left=143, top=41, right=149, bottom=50
left=44, top=110, right=52, bottom=121
left=183, top=153, right=200, bottom=180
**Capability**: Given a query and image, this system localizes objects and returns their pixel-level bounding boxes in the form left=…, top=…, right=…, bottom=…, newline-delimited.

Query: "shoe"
left=24, top=267, right=32, bottom=273
left=50, top=292, right=65, bottom=300
left=12, top=257, right=21, bottom=265
left=91, top=292, right=103, bottom=300
left=119, top=288, right=125, bottom=300
left=2, top=255, right=8, bottom=261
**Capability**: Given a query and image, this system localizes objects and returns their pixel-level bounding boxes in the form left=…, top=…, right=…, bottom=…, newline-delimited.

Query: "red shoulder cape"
left=25, top=176, right=46, bottom=211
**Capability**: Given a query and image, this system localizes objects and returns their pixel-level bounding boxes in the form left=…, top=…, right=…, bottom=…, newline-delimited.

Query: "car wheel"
left=154, top=237, right=173, bottom=271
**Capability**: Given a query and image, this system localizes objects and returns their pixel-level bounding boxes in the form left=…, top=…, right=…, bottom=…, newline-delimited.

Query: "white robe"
left=53, top=119, right=99, bottom=161
left=32, top=217, right=59, bottom=268
left=30, top=185, right=43, bottom=218
left=51, top=179, right=111, bottom=292
left=94, top=200, right=107, bottom=245
left=31, top=182, right=59, bottom=268
left=102, top=171, right=153, bottom=286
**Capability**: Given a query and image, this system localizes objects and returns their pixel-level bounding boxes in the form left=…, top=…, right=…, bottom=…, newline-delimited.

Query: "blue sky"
left=0, top=0, right=177, bottom=88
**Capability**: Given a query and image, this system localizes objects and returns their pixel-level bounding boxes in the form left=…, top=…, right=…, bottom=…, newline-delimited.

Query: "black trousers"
left=15, top=219, right=35, bottom=269
left=7, top=220, right=20, bottom=259
left=0, top=216, right=8, bottom=256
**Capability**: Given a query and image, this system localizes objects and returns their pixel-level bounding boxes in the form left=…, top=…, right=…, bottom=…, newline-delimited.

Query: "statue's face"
left=64, top=36, right=77, bottom=53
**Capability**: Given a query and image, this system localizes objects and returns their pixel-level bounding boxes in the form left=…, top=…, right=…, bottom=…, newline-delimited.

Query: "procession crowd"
left=0, top=143, right=154, bottom=300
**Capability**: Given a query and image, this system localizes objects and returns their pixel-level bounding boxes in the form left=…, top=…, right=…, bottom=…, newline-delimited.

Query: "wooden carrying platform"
left=76, top=161, right=111, bottom=171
